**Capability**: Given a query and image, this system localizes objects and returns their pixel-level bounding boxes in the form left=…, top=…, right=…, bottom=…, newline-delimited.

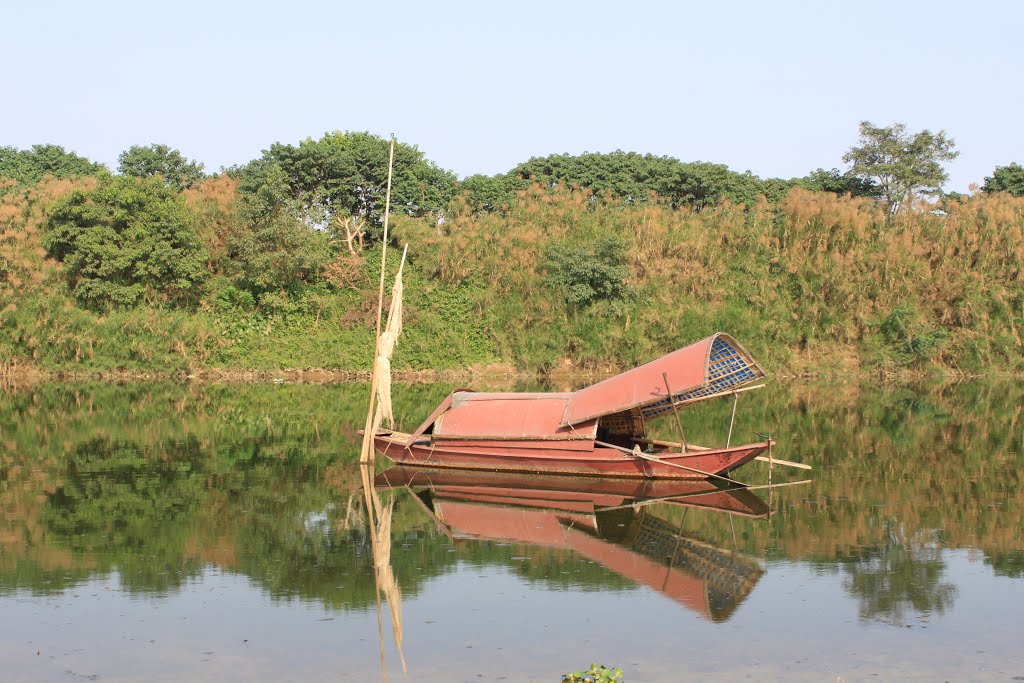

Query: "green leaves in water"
left=562, top=663, right=624, bottom=683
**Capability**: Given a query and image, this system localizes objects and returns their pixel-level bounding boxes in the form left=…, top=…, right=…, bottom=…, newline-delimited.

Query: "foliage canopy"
left=982, top=162, right=1024, bottom=196
left=227, top=163, right=332, bottom=294
left=798, top=167, right=880, bottom=198
left=238, top=132, right=456, bottom=230
left=118, top=143, right=205, bottom=191
left=0, top=144, right=105, bottom=187
left=495, top=150, right=773, bottom=210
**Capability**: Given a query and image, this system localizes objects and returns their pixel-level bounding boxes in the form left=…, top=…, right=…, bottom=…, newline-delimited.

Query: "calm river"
left=1, top=380, right=1021, bottom=682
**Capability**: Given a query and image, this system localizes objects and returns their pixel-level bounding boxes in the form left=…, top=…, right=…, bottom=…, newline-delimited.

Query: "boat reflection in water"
left=375, top=466, right=770, bottom=622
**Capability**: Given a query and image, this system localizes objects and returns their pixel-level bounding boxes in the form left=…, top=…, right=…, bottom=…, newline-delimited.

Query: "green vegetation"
left=235, top=131, right=456, bottom=228
left=562, top=664, right=624, bottom=683
left=1, top=125, right=1022, bottom=377
left=0, top=144, right=105, bottom=188
left=982, top=162, right=1024, bottom=196
left=43, top=174, right=209, bottom=309
left=118, top=143, right=205, bottom=190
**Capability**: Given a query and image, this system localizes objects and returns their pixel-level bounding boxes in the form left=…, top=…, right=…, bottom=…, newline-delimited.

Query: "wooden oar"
left=742, top=478, right=813, bottom=491
left=637, top=439, right=810, bottom=470
left=595, top=440, right=750, bottom=487
left=753, top=455, right=812, bottom=470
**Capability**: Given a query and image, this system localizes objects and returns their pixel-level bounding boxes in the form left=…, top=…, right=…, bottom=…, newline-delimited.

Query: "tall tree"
left=118, top=144, right=205, bottom=190
left=981, top=162, right=1024, bottom=196
left=842, top=121, right=958, bottom=214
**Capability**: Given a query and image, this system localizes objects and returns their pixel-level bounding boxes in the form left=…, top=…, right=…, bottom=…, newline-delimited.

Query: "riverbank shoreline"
left=2, top=359, right=1014, bottom=389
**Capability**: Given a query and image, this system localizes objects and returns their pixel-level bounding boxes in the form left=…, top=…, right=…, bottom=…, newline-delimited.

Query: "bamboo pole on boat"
left=371, top=244, right=408, bottom=436
left=726, top=393, right=739, bottom=448
left=674, top=383, right=765, bottom=409
left=662, top=372, right=688, bottom=453
left=360, top=139, right=397, bottom=464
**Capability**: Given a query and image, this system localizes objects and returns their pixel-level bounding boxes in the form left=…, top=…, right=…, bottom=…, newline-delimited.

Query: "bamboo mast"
left=360, top=139, right=396, bottom=464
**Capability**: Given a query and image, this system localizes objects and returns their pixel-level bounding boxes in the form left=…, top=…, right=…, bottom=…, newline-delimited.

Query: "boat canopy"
left=434, top=392, right=598, bottom=441
left=560, top=333, right=765, bottom=427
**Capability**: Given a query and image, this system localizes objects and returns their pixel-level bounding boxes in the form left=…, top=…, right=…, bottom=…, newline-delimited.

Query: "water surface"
left=1, top=381, right=1021, bottom=682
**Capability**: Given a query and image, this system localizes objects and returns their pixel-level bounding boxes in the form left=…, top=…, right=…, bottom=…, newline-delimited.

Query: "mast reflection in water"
left=375, top=467, right=779, bottom=622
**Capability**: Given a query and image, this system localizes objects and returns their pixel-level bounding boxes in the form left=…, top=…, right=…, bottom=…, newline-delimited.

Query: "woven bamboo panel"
left=642, top=336, right=762, bottom=420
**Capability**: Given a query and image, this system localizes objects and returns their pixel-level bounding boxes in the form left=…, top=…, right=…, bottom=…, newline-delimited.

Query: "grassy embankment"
left=2, top=177, right=1022, bottom=380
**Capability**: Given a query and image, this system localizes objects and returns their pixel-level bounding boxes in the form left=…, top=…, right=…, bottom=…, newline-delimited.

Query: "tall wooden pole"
left=360, top=139, right=396, bottom=464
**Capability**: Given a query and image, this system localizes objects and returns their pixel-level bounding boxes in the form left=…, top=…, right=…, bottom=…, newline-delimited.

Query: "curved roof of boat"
left=559, top=332, right=765, bottom=427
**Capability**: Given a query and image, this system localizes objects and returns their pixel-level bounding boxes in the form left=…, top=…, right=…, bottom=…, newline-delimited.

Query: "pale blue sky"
left=4, top=0, right=1021, bottom=191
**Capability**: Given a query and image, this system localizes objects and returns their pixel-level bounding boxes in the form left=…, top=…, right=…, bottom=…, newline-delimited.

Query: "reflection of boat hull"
left=373, top=434, right=769, bottom=479
left=375, top=466, right=769, bottom=518
left=375, top=466, right=767, bottom=621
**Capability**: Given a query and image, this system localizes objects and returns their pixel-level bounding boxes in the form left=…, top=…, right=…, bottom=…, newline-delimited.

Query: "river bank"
left=3, top=355, right=1015, bottom=392
left=4, top=180, right=1022, bottom=383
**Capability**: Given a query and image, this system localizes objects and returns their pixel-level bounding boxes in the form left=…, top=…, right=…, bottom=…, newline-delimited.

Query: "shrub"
left=544, top=235, right=630, bottom=310
left=43, top=175, right=208, bottom=310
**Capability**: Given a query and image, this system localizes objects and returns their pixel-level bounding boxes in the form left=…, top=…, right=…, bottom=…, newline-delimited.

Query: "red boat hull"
left=373, top=435, right=769, bottom=479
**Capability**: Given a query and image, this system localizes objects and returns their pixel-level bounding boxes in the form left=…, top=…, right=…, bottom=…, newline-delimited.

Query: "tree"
left=798, top=167, right=880, bottom=198
left=43, top=175, right=209, bottom=309
left=118, top=144, right=205, bottom=190
left=0, top=144, right=105, bottom=186
left=981, top=162, right=1024, bottom=196
left=842, top=121, right=959, bottom=214
left=228, top=163, right=332, bottom=293
left=238, top=132, right=456, bottom=231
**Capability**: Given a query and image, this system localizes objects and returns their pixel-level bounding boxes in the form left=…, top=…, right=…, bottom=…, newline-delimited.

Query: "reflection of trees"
left=2, top=379, right=1022, bottom=612
left=41, top=436, right=209, bottom=593
left=6, top=418, right=635, bottom=608
left=984, top=551, right=1024, bottom=579
left=839, top=522, right=957, bottom=625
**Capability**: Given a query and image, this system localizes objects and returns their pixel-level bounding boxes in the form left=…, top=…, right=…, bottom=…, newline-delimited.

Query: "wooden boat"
left=375, top=466, right=767, bottom=620
left=372, top=333, right=774, bottom=479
